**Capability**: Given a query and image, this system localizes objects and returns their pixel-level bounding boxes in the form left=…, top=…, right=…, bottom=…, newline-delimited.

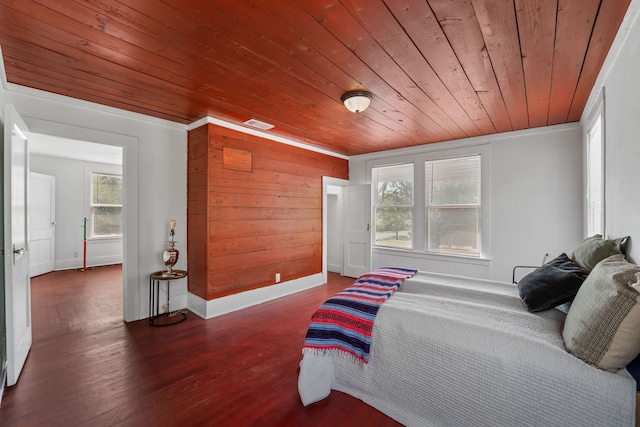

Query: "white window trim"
left=373, top=163, right=415, bottom=249
left=586, top=113, right=604, bottom=236
left=425, top=155, right=481, bottom=257
left=84, top=164, right=124, bottom=241
left=582, top=88, right=606, bottom=238
left=367, top=143, right=491, bottom=261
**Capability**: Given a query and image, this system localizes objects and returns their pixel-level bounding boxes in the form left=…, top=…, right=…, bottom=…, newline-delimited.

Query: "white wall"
left=3, top=84, right=187, bottom=322
left=583, top=0, right=640, bottom=264
left=30, top=154, right=124, bottom=270
left=350, top=124, right=584, bottom=283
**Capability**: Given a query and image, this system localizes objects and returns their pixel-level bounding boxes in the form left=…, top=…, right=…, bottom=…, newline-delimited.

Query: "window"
left=369, top=145, right=489, bottom=260
left=586, top=113, right=604, bottom=236
left=90, top=173, right=123, bottom=238
left=373, top=164, right=414, bottom=249
left=425, top=155, right=480, bottom=256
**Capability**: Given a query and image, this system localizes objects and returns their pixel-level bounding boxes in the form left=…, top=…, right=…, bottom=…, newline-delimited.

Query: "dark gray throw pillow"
left=518, top=253, right=589, bottom=312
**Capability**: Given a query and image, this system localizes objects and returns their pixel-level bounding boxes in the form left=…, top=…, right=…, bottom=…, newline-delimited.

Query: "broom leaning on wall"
left=76, top=217, right=94, bottom=272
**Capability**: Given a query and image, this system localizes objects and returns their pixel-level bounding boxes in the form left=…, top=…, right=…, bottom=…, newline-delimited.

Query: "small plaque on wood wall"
left=223, top=147, right=253, bottom=172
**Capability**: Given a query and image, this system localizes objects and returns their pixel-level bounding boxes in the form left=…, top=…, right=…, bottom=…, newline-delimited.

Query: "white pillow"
left=562, top=254, right=640, bottom=371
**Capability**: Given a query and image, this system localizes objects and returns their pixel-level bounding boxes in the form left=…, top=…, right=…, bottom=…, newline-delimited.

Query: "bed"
left=298, top=266, right=639, bottom=426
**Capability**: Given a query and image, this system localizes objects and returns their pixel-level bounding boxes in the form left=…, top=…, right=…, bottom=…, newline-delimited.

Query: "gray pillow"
left=570, top=234, right=629, bottom=272
left=562, top=254, right=640, bottom=371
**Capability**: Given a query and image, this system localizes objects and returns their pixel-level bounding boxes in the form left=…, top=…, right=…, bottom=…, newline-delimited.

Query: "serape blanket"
left=303, top=267, right=417, bottom=364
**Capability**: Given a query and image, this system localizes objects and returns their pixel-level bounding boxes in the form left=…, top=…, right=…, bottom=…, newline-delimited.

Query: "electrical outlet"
left=275, top=273, right=281, bottom=283
left=163, top=303, right=169, bottom=312
left=74, top=252, right=78, bottom=258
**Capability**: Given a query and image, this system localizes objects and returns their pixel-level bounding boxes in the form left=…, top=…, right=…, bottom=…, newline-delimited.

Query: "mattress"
left=299, top=271, right=636, bottom=426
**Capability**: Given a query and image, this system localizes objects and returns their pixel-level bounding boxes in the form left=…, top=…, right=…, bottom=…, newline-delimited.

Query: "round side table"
left=149, top=269, right=188, bottom=326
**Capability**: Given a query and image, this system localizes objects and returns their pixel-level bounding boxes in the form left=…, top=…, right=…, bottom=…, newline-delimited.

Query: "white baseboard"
left=328, top=263, right=342, bottom=273
left=186, top=293, right=207, bottom=319
left=55, top=255, right=123, bottom=271
left=187, top=273, right=324, bottom=319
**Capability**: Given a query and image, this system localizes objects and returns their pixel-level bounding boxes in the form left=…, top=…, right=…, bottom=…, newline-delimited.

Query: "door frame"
left=23, top=118, right=139, bottom=322
left=322, top=176, right=349, bottom=283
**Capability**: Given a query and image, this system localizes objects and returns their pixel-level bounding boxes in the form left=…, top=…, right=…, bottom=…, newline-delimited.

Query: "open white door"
left=4, top=104, right=32, bottom=387
left=343, top=184, right=371, bottom=278
left=29, top=172, right=56, bottom=277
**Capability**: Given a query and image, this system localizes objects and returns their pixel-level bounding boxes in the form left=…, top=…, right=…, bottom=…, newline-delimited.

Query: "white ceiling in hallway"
left=29, top=133, right=122, bottom=166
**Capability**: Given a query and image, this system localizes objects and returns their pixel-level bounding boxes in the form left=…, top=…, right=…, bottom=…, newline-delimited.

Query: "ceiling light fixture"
left=341, top=91, right=373, bottom=113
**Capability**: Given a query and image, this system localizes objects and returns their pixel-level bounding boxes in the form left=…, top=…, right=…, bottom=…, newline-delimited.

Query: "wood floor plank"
left=0, top=266, right=401, bottom=426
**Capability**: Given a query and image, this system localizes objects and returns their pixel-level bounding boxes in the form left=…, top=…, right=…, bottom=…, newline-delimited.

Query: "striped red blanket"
left=303, top=267, right=417, bottom=364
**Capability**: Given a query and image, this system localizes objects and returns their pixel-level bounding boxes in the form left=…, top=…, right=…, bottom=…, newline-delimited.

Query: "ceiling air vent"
left=243, top=119, right=274, bottom=130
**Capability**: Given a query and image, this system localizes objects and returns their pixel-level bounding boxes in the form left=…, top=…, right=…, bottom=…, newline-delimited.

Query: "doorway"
left=326, top=184, right=343, bottom=274
left=22, top=117, right=139, bottom=323
left=28, top=133, right=124, bottom=321
left=322, top=177, right=349, bottom=282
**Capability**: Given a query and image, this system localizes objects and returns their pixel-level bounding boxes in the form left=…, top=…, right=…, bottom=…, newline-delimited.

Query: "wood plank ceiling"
left=0, top=0, right=631, bottom=156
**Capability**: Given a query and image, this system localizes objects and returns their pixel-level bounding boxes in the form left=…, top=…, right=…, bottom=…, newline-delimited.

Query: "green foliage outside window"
left=374, top=164, right=413, bottom=248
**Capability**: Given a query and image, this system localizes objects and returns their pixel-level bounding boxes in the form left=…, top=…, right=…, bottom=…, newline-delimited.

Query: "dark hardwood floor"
left=0, top=266, right=401, bottom=426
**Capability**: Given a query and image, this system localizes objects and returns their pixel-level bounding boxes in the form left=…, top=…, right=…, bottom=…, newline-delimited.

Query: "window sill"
left=372, top=246, right=491, bottom=266
left=88, top=236, right=123, bottom=243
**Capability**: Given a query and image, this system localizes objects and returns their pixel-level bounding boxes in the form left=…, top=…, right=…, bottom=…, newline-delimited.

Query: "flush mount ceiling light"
left=341, top=90, right=373, bottom=113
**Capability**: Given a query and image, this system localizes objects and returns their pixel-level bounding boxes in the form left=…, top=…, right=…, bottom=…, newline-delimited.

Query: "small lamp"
left=162, top=219, right=179, bottom=277
left=341, top=91, right=373, bottom=113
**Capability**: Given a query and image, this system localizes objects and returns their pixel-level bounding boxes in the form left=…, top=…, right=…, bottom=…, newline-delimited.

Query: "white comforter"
left=298, top=272, right=636, bottom=426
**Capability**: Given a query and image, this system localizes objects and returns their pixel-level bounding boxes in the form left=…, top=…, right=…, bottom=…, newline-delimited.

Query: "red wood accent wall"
left=187, top=124, right=349, bottom=300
